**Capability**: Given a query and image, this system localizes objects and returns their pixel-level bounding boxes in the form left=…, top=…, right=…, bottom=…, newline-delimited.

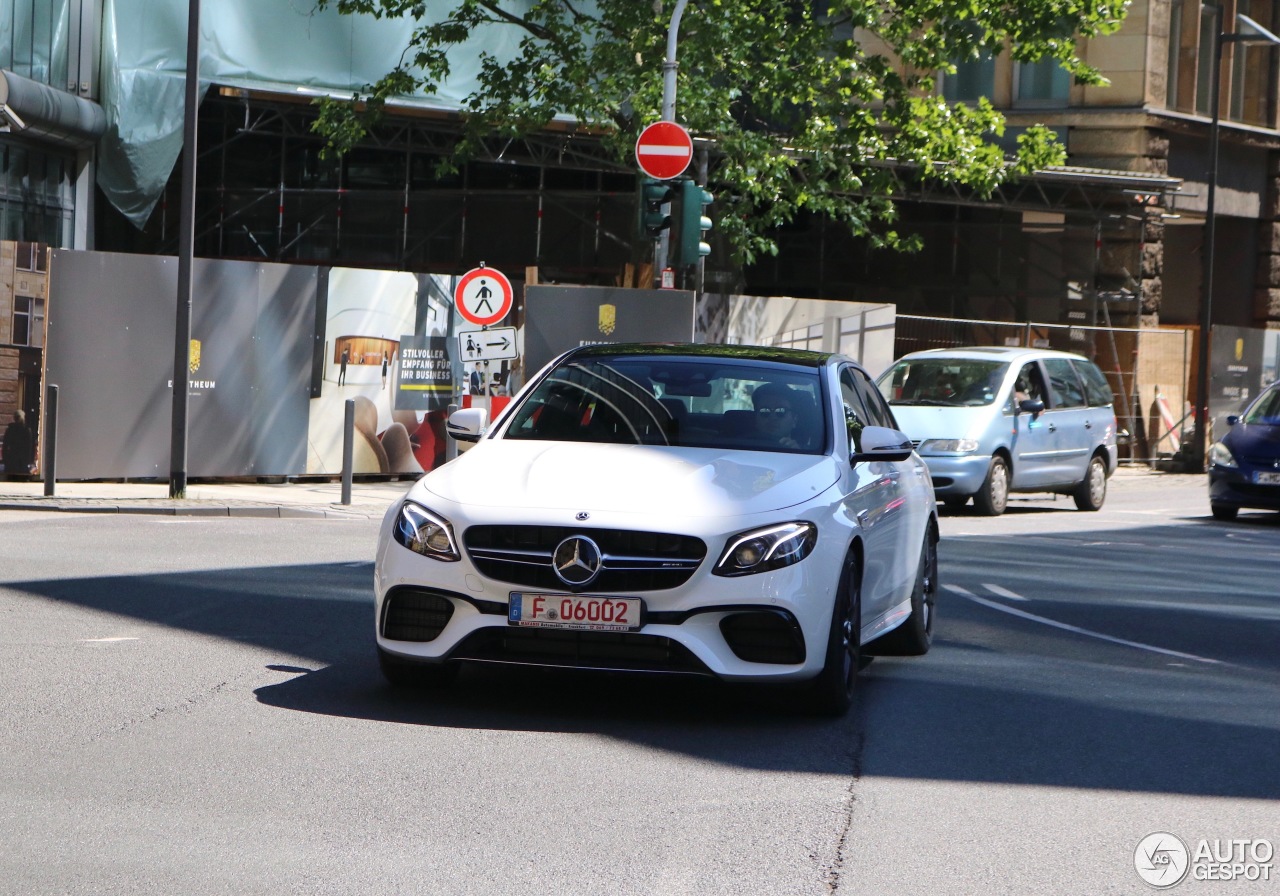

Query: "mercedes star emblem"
left=552, top=535, right=603, bottom=587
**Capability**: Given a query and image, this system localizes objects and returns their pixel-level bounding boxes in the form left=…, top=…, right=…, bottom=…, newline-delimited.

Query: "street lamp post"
left=1193, top=8, right=1280, bottom=471
left=170, top=0, right=201, bottom=498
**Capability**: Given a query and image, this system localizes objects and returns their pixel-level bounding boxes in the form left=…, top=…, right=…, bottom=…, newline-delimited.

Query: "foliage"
left=312, top=0, right=1129, bottom=263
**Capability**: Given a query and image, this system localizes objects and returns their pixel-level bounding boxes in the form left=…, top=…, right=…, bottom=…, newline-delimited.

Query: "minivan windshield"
left=877, top=359, right=1009, bottom=408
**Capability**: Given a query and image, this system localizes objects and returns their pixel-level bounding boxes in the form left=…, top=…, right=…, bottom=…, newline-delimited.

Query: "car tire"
left=973, top=456, right=1009, bottom=516
left=1211, top=503, right=1239, bottom=521
left=378, top=647, right=458, bottom=689
left=868, top=526, right=937, bottom=657
left=802, top=552, right=862, bottom=717
left=1072, top=455, right=1108, bottom=511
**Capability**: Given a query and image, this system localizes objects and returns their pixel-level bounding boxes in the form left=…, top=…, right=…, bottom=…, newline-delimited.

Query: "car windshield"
left=1242, top=384, right=1280, bottom=425
left=501, top=353, right=827, bottom=453
left=877, top=359, right=1009, bottom=407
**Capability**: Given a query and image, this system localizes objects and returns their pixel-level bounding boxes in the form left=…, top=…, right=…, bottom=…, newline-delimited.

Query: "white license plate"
left=1254, top=471, right=1280, bottom=485
left=508, top=593, right=643, bottom=632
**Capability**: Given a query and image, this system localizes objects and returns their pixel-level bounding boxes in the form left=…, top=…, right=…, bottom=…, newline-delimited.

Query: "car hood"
left=418, top=441, right=841, bottom=518
left=888, top=405, right=997, bottom=442
left=1225, top=422, right=1280, bottom=459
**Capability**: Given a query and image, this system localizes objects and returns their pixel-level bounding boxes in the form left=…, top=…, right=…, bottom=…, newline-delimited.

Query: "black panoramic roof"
left=565, top=342, right=833, bottom=368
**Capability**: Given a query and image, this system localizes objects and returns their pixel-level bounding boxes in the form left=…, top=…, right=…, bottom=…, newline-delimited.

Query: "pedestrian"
left=338, top=347, right=349, bottom=385
left=469, top=367, right=481, bottom=395
left=3, top=409, right=33, bottom=479
left=381, top=352, right=389, bottom=389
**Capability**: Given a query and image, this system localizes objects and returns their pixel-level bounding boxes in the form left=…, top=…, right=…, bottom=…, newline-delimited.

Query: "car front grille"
left=463, top=525, right=706, bottom=592
left=450, top=626, right=711, bottom=675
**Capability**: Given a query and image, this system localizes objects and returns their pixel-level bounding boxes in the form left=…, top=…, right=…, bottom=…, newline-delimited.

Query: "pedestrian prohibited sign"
left=455, top=265, right=514, bottom=327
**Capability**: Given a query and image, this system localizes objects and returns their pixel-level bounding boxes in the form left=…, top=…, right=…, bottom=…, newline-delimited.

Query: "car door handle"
left=1047, top=422, right=1057, bottom=432
left=1084, top=420, right=1093, bottom=429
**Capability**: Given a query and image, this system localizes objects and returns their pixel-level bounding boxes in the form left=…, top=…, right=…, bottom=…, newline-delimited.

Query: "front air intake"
left=719, top=610, right=806, bottom=664
left=381, top=588, right=456, bottom=642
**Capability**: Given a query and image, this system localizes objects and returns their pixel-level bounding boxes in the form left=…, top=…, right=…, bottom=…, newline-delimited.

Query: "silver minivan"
left=876, top=346, right=1119, bottom=515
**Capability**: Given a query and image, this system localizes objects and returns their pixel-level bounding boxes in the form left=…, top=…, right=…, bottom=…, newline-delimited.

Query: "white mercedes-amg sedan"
left=374, top=343, right=938, bottom=715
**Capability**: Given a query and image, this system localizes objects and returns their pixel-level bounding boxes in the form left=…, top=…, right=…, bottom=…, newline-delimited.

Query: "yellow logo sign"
left=189, top=339, right=202, bottom=374
left=598, top=304, right=616, bottom=335
left=1236, top=338, right=1244, bottom=362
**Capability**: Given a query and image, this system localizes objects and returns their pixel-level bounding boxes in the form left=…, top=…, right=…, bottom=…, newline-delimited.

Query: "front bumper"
left=374, top=515, right=849, bottom=683
left=1208, top=466, right=1280, bottom=512
left=916, top=453, right=993, bottom=497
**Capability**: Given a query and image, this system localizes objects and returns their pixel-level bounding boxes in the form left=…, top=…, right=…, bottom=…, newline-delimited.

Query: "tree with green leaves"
left=313, top=0, right=1128, bottom=264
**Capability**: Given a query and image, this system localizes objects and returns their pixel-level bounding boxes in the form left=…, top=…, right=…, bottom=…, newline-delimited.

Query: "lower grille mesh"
left=382, top=588, right=455, bottom=642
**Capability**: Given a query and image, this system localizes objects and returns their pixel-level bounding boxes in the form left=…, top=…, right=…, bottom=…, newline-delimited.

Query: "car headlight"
left=393, top=501, right=460, bottom=561
left=1208, top=441, right=1238, bottom=469
left=714, top=522, right=816, bottom=577
left=919, top=438, right=979, bottom=454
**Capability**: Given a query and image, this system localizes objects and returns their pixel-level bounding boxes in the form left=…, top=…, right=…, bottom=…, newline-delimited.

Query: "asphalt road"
left=0, top=470, right=1275, bottom=895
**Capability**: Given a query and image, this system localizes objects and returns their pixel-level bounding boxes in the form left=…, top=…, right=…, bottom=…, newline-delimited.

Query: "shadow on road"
left=7, top=513, right=1279, bottom=798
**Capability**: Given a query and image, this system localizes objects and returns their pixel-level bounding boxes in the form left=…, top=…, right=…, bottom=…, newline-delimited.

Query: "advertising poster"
left=308, top=269, right=453, bottom=476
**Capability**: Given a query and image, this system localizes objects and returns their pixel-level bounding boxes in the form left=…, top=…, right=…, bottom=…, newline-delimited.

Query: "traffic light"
left=638, top=177, right=674, bottom=238
left=674, top=178, right=713, bottom=267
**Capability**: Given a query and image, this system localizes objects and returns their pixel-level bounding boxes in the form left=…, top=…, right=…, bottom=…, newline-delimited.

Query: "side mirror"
left=851, top=425, right=914, bottom=464
left=447, top=407, right=489, bottom=442
left=1018, top=398, right=1045, bottom=417
left=1226, top=414, right=1240, bottom=427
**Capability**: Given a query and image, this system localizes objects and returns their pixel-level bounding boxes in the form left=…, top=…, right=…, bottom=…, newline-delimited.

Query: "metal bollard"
left=43, top=384, right=58, bottom=496
left=341, top=398, right=354, bottom=505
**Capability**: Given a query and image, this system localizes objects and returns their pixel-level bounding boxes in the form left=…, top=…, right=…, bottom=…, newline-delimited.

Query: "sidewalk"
left=0, top=464, right=1195, bottom=519
left=0, top=477, right=413, bottom=519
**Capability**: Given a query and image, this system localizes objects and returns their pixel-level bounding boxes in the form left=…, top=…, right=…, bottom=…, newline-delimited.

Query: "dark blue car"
left=1208, top=381, right=1280, bottom=520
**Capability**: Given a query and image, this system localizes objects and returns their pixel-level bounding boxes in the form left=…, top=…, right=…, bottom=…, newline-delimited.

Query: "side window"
left=1013, top=362, right=1046, bottom=405
left=1043, top=358, right=1086, bottom=409
left=839, top=368, right=869, bottom=451
left=853, top=369, right=896, bottom=429
left=1074, top=360, right=1114, bottom=408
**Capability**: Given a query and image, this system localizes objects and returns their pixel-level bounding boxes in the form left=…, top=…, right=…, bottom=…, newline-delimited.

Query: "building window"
left=1014, top=59, right=1070, bottom=107
left=12, top=296, right=45, bottom=347
left=15, top=241, right=45, bottom=272
left=0, top=0, right=76, bottom=89
left=943, top=54, right=996, bottom=102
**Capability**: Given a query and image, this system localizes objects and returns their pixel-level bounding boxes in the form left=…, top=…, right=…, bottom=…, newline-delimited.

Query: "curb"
left=0, top=500, right=383, bottom=519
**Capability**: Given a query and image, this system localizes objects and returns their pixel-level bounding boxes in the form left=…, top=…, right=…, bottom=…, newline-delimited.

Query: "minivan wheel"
left=1072, top=455, right=1108, bottom=511
left=973, top=456, right=1009, bottom=516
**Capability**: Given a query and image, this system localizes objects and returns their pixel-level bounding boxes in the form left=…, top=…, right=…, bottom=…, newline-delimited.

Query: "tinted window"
left=1043, top=358, right=1086, bottom=408
left=840, top=368, right=869, bottom=451
left=1073, top=360, right=1115, bottom=408
left=502, top=353, right=827, bottom=453
left=853, top=369, right=896, bottom=429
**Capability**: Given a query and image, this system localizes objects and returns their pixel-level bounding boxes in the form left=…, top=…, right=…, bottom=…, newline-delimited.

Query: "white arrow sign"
left=458, top=326, right=518, bottom=363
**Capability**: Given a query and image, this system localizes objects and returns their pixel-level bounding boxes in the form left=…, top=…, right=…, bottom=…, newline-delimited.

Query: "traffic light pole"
left=654, top=0, right=690, bottom=280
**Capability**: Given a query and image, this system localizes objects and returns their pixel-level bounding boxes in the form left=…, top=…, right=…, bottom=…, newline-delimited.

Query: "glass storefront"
left=0, top=144, right=74, bottom=246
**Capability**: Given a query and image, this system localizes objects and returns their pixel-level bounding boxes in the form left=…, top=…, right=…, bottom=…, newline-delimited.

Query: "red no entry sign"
left=635, top=121, right=693, bottom=181
left=455, top=266, right=513, bottom=327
